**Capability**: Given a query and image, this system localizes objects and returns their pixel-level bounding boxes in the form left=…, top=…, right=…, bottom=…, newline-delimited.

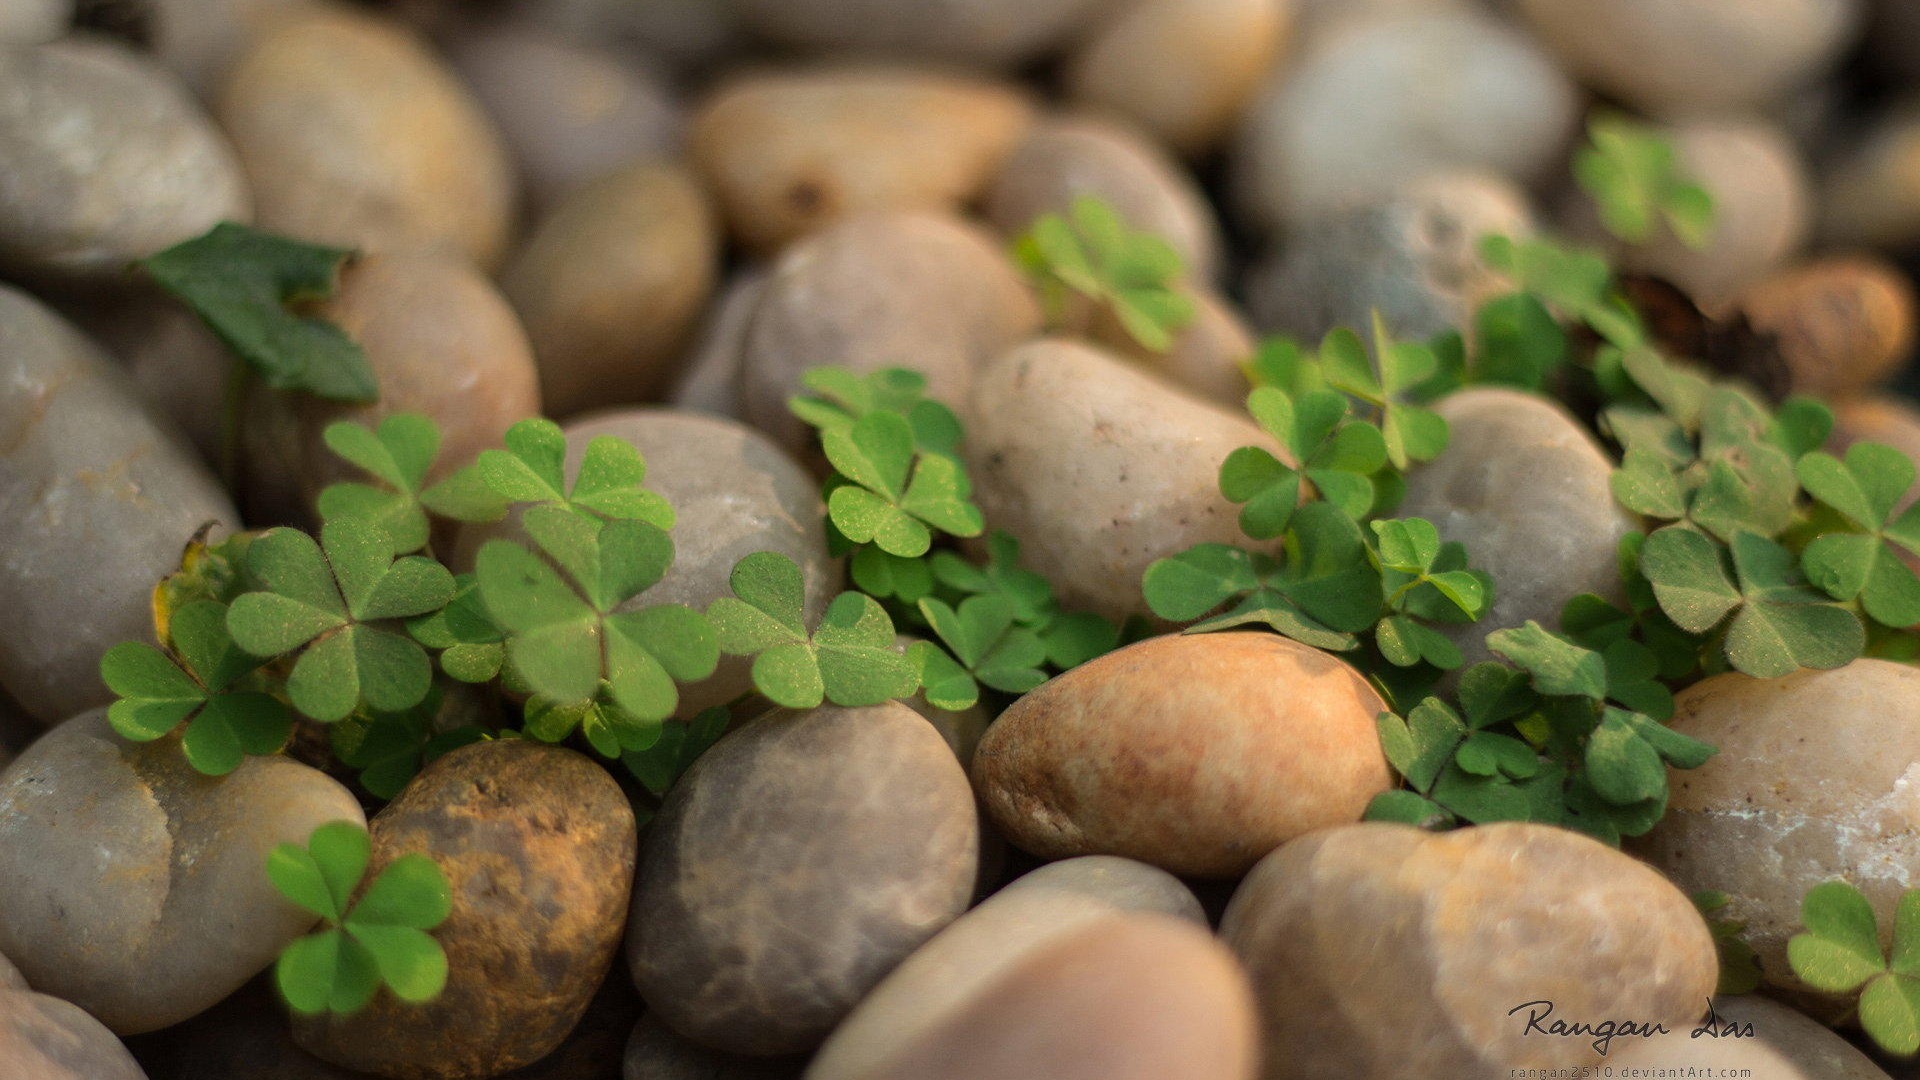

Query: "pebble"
left=0, top=710, right=365, bottom=1035
left=667, top=269, right=766, bottom=422
left=294, top=740, right=638, bottom=1079
left=0, top=36, right=249, bottom=280
left=726, top=0, right=1112, bottom=68
left=1095, top=288, right=1255, bottom=409
left=1821, top=99, right=1920, bottom=250
left=737, top=213, right=1040, bottom=453
left=691, top=67, right=1034, bottom=253
left=1065, top=0, right=1290, bottom=156
left=1738, top=256, right=1915, bottom=398
left=76, top=293, right=231, bottom=467
left=974, top=632, right=1390, bottom=877
left=806, top=857, right=1215, bottom=1080
left=984, top=114, right=1223, bottom=283
left=1512, top=0, right=1862, bottom=117
left=1635, top=661, right=1920, bottom=996
left=1607, top=994, right=1892, bottom=1079
left=624, top=1016, right=804, bottom=1080
left=123, top=0, right=307, bottom=99
left=1231, top=7, right=1576, bottom=232
left=501, top=163, right=719, bottom=418
left=0, top=988, right=149, bottom=1080
left=447, top=23, right=682, bottom=214
left=1221, top=822, right=1719, bottom=1076
left=1246, top=171, right=1533, bottom=344
left=628, top=703, right=979, bottom=1056
left=241, top=249, right=540, bottom=526
left=218, top=6, right=516, bottom=268
left=1396, top=387, right=1640, bottom=671
left=0, top=285, right=238, bottom=726
left=454, top=409, right=837, bottom=717
left=1614, top=119, right=1811, bottom=307
left=963, top=338, right=1280, bottom=621
left=0, top=0, right=68, bottom=45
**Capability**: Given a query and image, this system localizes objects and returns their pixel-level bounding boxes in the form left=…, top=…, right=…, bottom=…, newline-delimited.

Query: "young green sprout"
left=268, top=821, right=452, bottom=1016
left=1575, top=112, right=1715, bottom=250
left=1014, top=195, right=1196, bottom=352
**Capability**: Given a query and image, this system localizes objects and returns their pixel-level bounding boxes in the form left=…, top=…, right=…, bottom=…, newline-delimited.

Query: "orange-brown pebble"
left=1739, top=256, right=1916, bottom=398
left=972, top=632, right=1390, bottom=878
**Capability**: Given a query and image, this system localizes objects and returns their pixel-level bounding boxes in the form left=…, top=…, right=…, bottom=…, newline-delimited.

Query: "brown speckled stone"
left=1740, top=257, right=1916, bottom=399
left=1222, top=822, right=1719, bottom=1078
left=294, top=740, right=637, bottom=1080
left=0, top=989, right=149, bottom=1080
left=628, top=703, right=979, bottom=1056
left=1635, top=662, right=1920, bottom=997
left=973, top=633, right=1390, bottom=878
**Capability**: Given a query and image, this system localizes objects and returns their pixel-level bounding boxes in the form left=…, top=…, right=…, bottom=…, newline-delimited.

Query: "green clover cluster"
left=268, top=821, right=451, bottom=1016
left=788, top=368, right=1127, bottom=712
left=1789, top=880, right=1920, bottom=1057
left=1013, top=195, right=1197, bottom=352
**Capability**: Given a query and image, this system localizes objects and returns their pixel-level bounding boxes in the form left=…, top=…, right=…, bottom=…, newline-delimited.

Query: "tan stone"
left=1740, top=257, right=1915, bottom=399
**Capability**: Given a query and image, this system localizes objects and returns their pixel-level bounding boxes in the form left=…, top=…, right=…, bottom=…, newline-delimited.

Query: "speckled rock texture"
left=0, top=286, right=238, bottom=726
left=1635, top=662, right=1920, bottom=996
left=628, top=703, right=979, bottom=1057
left=964, top=339, right=1284, bottom=621
left=974, top=633, right=1390, bottom=877
left=0, top=36, right=249, bottom=280
left=0, top=711, right=364, bottom=1035
left=1222, top=822, right=1719, bottom=1079
left=295, top=740, right=638, bottom=1079
left=1396, top=387, right=1639, bottom=670
left=692, top=67, right=1033, bottom=253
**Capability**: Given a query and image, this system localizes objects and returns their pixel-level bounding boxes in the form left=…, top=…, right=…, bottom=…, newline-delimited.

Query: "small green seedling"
left=317, top=414, right=516, bottom=552
left=101, top=599, right=291, bottom=775
left=821, top=411, right=983, bottom=558
left=1015, top=195, right=1196, bottom=351
left=909, top=595, right=1049, bottom=712
left=269, top=821, right=452, bottom=1016
left=1370, top=517, right=1491, bottom=670
left=226, top=522, right=457, bottom=723
left=1220, top=386, right=1387, bottom=537
left=789, top=367, right=963, bottom=456
left=1575, top=113, right=1715, bottom=249
left=1321, top=317, right=1451, bottom=470
left=1796, top=443, right=1920, bottom=628
left=140, top=222, right=377, bottom=402
left=707, top=551, right=917, bottom=710
left=1789, top=881, right=1920, bottom=1057
left=474, top=418, right=674, bottom=527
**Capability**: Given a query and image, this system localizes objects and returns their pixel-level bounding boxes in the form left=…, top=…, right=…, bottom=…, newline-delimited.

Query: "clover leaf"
left=524, top=686, right=673, bottom=759
left=471, top=418, right=673, bottom=528
left=474, top=509, right=716, bottom=729
left=909, top=595, right=1049, bottom=711
left=622, top=707, right=730, bottom=798
left=226, top=524, right=456, bottom=723
left=1480, top=233, right=1644, bottom=349
left=328, top=690, right=489, bottom=800
left=707, top=552, right=917, bottom=709
left=405, top=574, right=505, bottom=683
left=317, top=415, right=443, bottom=554
left=849, top=547, right=936, bottom=603
left=1015, top=195, right=1196, bottom=352
left=1640, top=526, right=1865, bottom=678
left=1694, top=891, right=1762, bottom=996
left=931, top=532, right=1055, bottom=626
left=1370, top=518, right=1490, bottom=670
left=1487, top=621, right=1610, bottom=700
left=1797, top=443, right=1920, bottom=627
left=823, top=411, right=983, bottom=557
left=1558, top=593, right=1676, bottom=719
left=100, top=599, right=291, bottom=775
left=1789, top=881, right=1920, bottom=1057
left=1472, top=293, right=1568, bottom=391
left=269, top=821, right=452, bottom=1016
left=1319, top=317, right=1450, bottom=470
left=1143, top=503, right=1382, bottom=650
left=1220, top=386, right=1386, bottom=538
left=788, top=366, right=963, bottom=456
left=139, top=223, right=377, bottom=402
left=1575, top=113, right=1715, bottom=249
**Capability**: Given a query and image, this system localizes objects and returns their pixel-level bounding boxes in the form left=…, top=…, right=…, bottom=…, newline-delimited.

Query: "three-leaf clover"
left=269, top=821, right=452, bottom=1016
left=1220, top=386, right=1386, bottom=537
left=1797, top=443, right=1920, bottom=628
left=1143, top=503, right=1383, bottom=650
left=1319, top=317, right=1450, bottom=470
left=1788, top=881, right=1920, bottom=1057
left=622, top=707, right=730, bottom=798
left=226, top=523, right=457, bottom=723
left=706, top=552, right=917, bottom=709
left=405, top=574, right=506, bottom=683
left=1639, top=526, right=1865, bottom=678
left=1480, top=233, right=1643, bottom=349
left=1014, top=195, right=1197, bottom=352
left=1574, top=113, right=1715, bottom=249
left=1371, top=517, right=1491, bottom=670
left=909, top=595, right=1049, bottom=711
left=1369, top=664, right=1550, bottom=827
left=328, top=690, right=489, bottom=801
left=788, top=367, right=963, bottom=456
left=316, top=414, right=504, bottom=553
left=474, top=509, right=716, bottom=725
left=473, top=418, right=674, bottom=527
left=822, top=411, right=983, bottom=557
left=100, top=600, right=291, bottom=775
left=1471, top=292, right=1568, bottom=391
left=139, top=222, right=377, bottom=402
